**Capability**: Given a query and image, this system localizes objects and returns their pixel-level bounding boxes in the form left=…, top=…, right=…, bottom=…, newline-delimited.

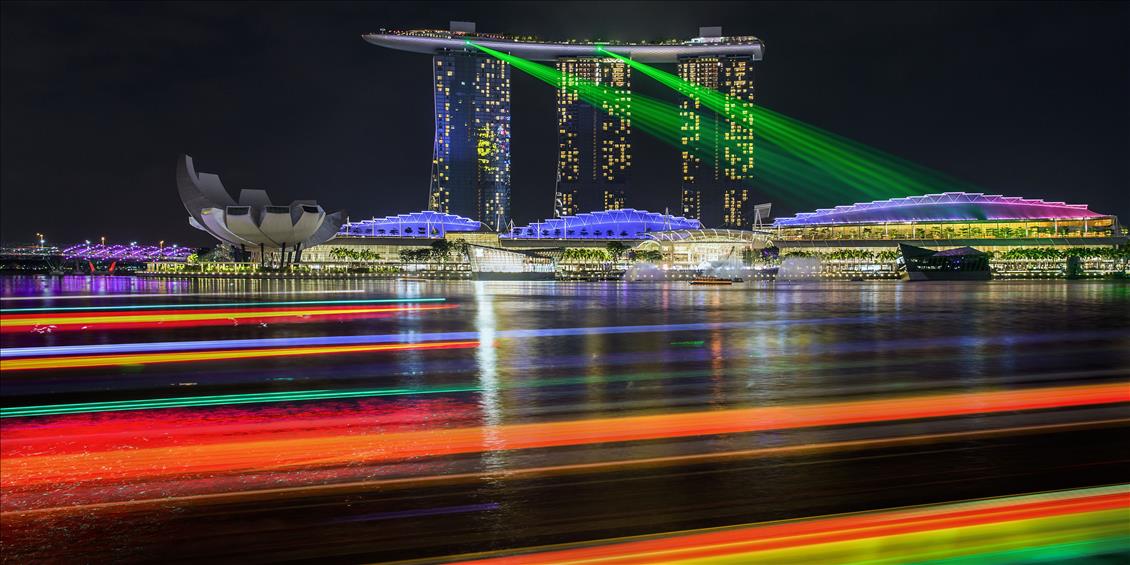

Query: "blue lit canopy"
left=337, top=211, right=481, bottom=238
left=504, top=209, right=703, bottom=239
left=772, top=192, right=1107, bottom=227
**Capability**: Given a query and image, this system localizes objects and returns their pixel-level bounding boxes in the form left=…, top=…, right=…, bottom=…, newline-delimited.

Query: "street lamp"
left=100, top=236, right=106, bottom=246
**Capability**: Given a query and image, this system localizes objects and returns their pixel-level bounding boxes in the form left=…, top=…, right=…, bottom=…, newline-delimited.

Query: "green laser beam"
left=473, top=42, right=949, bottom=205
left=599, top=47, right=975, bottom=200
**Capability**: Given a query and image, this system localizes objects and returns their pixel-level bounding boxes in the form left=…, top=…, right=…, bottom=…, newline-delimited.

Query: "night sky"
left=2, top=1, right=1127, bottom=245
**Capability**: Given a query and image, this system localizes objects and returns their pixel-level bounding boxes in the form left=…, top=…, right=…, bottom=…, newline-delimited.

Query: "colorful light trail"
left=3, top=359, right=1120, bottom=418
left=0, top=303, right=455, bottom=333
left=0, top=340, right=478, bottom=371
left=2, top=381, right=1124, bottom=490
left=0, top=289, right=369, bottom=301
left=0, top=317, right=885, bottom=359
left=0, top=296, right=446, bottom=313
left=0, top=385, right=479, bottom=418
left=453, top=485, right=1130, bottom=564
left=6, top=419, right=1119, bottom=516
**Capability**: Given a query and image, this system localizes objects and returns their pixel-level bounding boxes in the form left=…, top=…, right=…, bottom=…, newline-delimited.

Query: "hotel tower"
left=554, top=58, right=632, bottom=217
left=678, top=27, right=756, bottom=228
left=364, top=23, right=762, bottom=229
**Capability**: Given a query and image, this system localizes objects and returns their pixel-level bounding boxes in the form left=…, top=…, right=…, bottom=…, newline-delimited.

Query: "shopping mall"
left=771, top=192, right=1119, bottom=248
left=766, top=192, right=1126, bottom=279
left=150, top=190, right=1125, bottom=280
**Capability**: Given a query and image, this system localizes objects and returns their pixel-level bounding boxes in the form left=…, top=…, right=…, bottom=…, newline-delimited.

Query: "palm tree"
left=606, top=241, right=627, bottom=262
left=429, top=239, right=454, bottom=262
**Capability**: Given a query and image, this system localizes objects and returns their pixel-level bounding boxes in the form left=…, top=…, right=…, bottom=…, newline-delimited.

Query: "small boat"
left=897, top=243, right=991, bottom=281
left=690, top=276, right=734, bottom=286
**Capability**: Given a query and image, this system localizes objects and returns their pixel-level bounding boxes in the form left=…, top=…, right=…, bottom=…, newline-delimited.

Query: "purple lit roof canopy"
left=504, top=209, right=703, bottom=240
left=336, top=211, right=481, bottom=238
left=62, top=243, right=194, bottom=262
left=772, top=193, right=1108, bottom=227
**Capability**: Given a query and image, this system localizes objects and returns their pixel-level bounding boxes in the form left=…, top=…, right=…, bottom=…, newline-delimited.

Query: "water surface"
left=2, top=276, right=1127, bottom=562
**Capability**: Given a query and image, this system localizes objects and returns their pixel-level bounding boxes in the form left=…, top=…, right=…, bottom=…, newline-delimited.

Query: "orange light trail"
left=0, top=339, right=478, bottom=371
left=1, top=381, right=1124, bottom=489
left=0, top=303, right=456, bottom=333
left=3, top=418, right=1119, bottom=517
left=451, top=485, right=1130, bottom=564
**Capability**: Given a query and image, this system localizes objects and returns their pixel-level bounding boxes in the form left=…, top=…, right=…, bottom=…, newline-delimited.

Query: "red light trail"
left=2, top=381, right=1124, bottom=492
left=4, top=418, right=1120, bottom=516
left=0, top=339, right=478, bottom=371
left=0, top=303, right=456, bottom=333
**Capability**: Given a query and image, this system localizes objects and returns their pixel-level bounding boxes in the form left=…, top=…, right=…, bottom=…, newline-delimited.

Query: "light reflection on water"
left=1, top=276, right=1127, bottom=562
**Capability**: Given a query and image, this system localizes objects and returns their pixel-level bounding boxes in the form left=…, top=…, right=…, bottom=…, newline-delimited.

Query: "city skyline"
left=2, top=5, right=1128, bottom=561
left=1, top=2, right=1127, bottom=243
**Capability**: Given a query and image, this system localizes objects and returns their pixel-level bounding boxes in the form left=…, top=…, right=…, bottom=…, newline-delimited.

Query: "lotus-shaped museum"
left=177, top=155, right=345, bottom=258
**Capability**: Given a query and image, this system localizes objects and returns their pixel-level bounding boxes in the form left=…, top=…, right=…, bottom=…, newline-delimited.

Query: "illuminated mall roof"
left=646, top=229, right=768, bottom=243
left=505, top=209, right=702, bottom=239
left=772, top=192, right=1107, bottom=227
left=337, top=211, right=481, bottom=238
left=364, top=28, right=763, bottom=63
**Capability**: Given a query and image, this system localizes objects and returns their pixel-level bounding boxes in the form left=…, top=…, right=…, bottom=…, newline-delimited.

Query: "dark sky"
left=2, top=1, right=1127, bottom=245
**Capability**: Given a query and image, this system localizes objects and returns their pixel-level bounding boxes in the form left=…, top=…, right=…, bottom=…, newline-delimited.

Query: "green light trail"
left=0, top=370, right=702, bottom=418
left=0, top=387, right=478, bottom=418
left=1, top=344, right=1090, bottom=418
left=0, top=297, right=447, bottom=314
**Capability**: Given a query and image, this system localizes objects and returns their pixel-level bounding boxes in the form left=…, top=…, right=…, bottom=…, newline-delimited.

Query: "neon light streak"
left=0, top=289, right=370, bottom=301
left=3, top=419, right=1120, bottom=515
left=0, top=340, right=478, bottom=371
left=0, top=385, right=479, bottom=418
left=0, top=304, right=455, bottom=333
left=0, top=317, right=887, bottom=359
left=0, top=297, right=446, bottom=313
left=1, top=381, right=1123, bottom=488
left=2, top=357, right=1118, bottom=418
left=454, top=485, right=1129, bottom=564
left=3, top=323, right=1114, bottom=363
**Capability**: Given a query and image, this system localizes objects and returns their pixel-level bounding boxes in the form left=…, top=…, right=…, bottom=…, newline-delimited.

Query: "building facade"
left=430, top=50, right=511, bottom=231
left=770, top=192, right=1123, bottom=247
left=555, top=57, right=632, bottom=217
left=678, top=48, right=756, bottom=228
